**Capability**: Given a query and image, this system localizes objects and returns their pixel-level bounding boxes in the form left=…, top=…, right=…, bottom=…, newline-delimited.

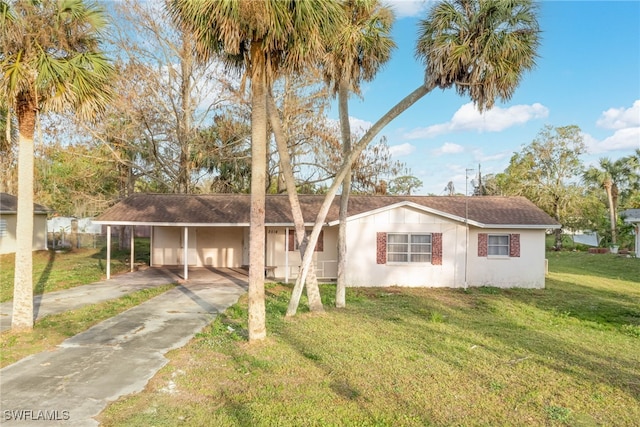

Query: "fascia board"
left=327, top=201, right=481, bottom=227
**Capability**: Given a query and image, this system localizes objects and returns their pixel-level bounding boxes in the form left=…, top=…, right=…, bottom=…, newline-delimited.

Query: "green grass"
left=0, top=284, right=174, bottom=368
left=98, top=252, right=640, bottom=426
left=1, top=238, right=165, bottom=367
left=0, top=238, right=150, bottom=302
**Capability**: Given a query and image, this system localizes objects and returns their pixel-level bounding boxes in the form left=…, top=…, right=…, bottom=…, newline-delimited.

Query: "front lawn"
left=99, top=252, right=640, bottom=426
left=0, top=239, right=150, bottom=302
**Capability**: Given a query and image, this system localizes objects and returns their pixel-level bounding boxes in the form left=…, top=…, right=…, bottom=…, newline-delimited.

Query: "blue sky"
left=333, top=1, right=640, bottom=195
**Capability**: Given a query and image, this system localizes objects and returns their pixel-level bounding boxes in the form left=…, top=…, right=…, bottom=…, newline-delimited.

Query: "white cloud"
left=349, top=116, right=373, bottom=135
left=432, top=142, right=464, bottom=156
left=389, top=142, right=416, bottom=157
left=471, top=149, right=511, bottom=163
left=585, top=127, right=640, bottom=154
left=596, top=100, right=640, bottom=130
left=383, top=0, right=430, bottom=18
left=403, top=102, right=549, bottom=139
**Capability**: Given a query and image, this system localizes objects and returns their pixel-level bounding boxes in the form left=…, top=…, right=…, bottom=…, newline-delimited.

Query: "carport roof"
left=94, top=193, right=560, bottom=229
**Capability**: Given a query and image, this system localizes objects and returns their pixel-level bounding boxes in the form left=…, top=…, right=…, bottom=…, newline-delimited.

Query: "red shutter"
left=316, top=230, right=324, bottom=252
left=432, top=233, right=442, bottom=265
left=288, top=229, right=295, bottom=251
left=510, top=234, right=520, bottom=257
left=478, top=233, right=488, bottom=257
left=289, top=229, right=323, bottom=252
left=376, top=232, right=387, bottom=264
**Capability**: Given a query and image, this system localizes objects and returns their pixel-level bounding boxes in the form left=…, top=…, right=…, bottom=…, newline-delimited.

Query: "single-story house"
left=94, top=193, right=560, bottom=288
left=0, top=193, right=50, bottom=255
left=621, top=209, right=640, bottom=258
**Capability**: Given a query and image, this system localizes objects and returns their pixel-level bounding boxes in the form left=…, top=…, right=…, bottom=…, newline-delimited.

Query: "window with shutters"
left=0, top=219, right=6, bottom=238
left=387, top=233, right=432, bottom=263
left=288, top=229, right=323, bottom=252
left=478, top=233, right=520, bottom=258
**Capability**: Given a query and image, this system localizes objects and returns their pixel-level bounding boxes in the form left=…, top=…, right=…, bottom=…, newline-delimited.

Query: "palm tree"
left=583, top=157, right=633, bottom=246
left=288, top=0, right=540, bottom=314
left=168, top=0, right=343, bottom=341
left=1, top=0, right=114, bottom=331
left=321, top=0, right=395, bottom=309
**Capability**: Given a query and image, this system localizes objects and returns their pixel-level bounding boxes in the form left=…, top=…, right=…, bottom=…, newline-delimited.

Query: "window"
left=387, top=233, right=432, bottom=263
left=478, top=233, right=520, bottom=258
left=0, top=219, right=6, bottom=238
left=288, top=229, right=323, bottom=252
left=488, top=234, right=510, bottom=256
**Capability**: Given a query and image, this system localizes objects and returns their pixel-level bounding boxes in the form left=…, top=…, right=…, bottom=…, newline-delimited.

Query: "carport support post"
left=130, top=225, right=135, bottom=272
left=183, top=226, right=189, bottom=280
left=285, top=227, right=290, bottom=284
left=106, top=225, right=111, bottom=279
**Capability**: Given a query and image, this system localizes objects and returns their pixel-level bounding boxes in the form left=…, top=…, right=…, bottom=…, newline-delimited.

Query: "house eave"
left=328, top=201, right=466, bottom=226
left=327, top=200, right=559, bottom=229
left=476, top=224, right=562, bottom=230
left=92, top=220, right=324, bottom=227
left=1, top=210, right=49, bottom=215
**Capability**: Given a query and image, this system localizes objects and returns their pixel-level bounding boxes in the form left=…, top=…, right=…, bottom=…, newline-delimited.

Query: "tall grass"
left=99, top=252, right=640, bottom=426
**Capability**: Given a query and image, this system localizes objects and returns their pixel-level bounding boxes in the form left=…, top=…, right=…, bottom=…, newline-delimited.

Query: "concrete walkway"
left=0, top=268, right=248, bottom=426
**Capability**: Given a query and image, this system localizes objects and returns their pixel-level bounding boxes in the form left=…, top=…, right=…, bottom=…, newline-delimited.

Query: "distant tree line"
left=470, top=125, right=639, bottom=250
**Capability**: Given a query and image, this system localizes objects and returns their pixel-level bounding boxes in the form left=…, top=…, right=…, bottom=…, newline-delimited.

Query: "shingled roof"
left=94, top=193, right=559, bottom=229
left=0, top=193, right=51, bottom=214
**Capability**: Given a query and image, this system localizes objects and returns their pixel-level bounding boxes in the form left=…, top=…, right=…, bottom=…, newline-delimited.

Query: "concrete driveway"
left=0, top=267, right=248, bottom=426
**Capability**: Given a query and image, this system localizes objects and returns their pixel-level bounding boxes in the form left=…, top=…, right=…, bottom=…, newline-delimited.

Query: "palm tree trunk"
left=178, top=33, right=194, bottom=194
left=605, top=181, right=616, bottom=245
left=336, top=79, right=351, bottom=308
left=12, top=100, right=37, bottom=331
left=266, top=93, right=323, bottom=312
left=248, top=53, right=267, bottom=342
left=286, top=84, right=431, bottom=316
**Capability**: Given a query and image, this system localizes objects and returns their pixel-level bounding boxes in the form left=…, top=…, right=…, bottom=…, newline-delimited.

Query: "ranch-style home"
left=94, top=193, right=560, bottom=288
left=0, top=193, right=50, bottom=255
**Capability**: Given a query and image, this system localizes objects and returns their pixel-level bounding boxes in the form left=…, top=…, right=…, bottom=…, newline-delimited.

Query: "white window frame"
left=387, top=233, right=432, bottom=264
left=488, top=234, right=510, bottom=257
left=0, top=219, right=6, bottom=238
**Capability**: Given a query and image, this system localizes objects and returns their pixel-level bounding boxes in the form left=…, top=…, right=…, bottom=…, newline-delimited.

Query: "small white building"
left=0, top=193, right=50, bottom=255
left=94, top=193, right=560, bottom=288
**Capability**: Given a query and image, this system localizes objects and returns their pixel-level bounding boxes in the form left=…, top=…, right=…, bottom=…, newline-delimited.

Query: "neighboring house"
left=94, top=193, right=560, bottom=288
left=0, top=193, right=50, bottom=255
left=621, top=209, right=640, bottom=258
left=48, top=216, right=103, bottom=235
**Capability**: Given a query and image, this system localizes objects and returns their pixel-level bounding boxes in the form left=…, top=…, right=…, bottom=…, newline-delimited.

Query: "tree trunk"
left=247, top=51, right=267, bottom=342
left=12, top=96, right=37, bottom=331
left=286, top=84, right=431, bottom=316
left=554, top=201, right=562, bottom=250
left=336, top=79, right=351, bottom=308
left=266, top=93, right=323, bottom=312
left=605, top=181, right=617, bottom=245
left=178, top=32, right=194, bottom=194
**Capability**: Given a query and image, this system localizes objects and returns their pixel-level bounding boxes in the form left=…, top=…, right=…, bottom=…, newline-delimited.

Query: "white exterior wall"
left=0, top=214, right=48, bottom=255
left=344, top=206, right=466, bottom=287
left=265, top=226, right=338, bottom=280
left=151, top=227, right=197, bottom=266
left=343, top=206, right=547, bottom=289
left=152, top=226, right=243, bottom=267
left=467, top=228, right=546, bottom=288
left=196, top=227, right=243, bottom=267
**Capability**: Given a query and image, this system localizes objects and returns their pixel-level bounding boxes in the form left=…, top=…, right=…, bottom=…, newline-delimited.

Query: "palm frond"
left=416, top=0, right=540, bottom=111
